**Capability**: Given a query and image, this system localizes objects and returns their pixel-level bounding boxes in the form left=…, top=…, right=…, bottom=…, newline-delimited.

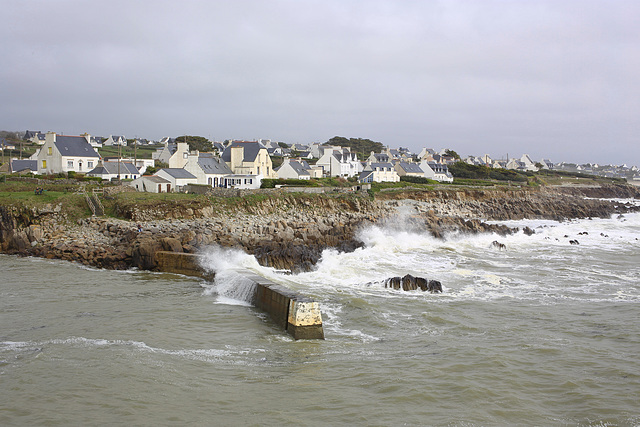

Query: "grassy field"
left=97, top=145, right=160, bottom=159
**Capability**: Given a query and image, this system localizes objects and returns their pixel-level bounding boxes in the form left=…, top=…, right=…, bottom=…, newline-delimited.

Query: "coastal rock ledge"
left=1, top=184, right=638, bottom=272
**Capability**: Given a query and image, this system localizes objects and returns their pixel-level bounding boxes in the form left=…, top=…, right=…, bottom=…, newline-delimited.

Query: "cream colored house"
left=358, top=162, right=400, bottom=183
left=221, top=141, right=276, bottom=178
left=36, top=132, right=101, bottom=175
left=151, top=141, right=190, bottom=168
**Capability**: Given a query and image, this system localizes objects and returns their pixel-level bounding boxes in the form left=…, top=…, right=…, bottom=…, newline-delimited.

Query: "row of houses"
left=5, top=133, right=456, bottom=189
left=275, top=147, right=453, bottom=183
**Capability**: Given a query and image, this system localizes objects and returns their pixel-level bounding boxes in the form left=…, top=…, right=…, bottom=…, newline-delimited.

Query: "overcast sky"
left=2, top=0, right=639, bottom=165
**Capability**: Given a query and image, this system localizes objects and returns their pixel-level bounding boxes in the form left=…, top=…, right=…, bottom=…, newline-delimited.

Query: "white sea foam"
left=198, top=245, right=273, bottom=305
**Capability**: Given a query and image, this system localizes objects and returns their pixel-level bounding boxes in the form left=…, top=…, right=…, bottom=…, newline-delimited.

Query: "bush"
left=400, top=176, right=439, bottom=185
left=261, top=178, right=317, bottom=188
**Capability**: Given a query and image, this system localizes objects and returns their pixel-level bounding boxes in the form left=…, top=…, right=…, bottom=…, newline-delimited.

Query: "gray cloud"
left=2, top=0, right=639, bottom=165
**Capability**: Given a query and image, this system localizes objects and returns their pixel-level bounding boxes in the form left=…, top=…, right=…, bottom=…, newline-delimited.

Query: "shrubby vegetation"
left=174, top=135, right=213, bottom=152
left=325, top=136, right=385, bottom=160
left=448, top=162, right=528, bottom=182
left=400, top=176, right=440, bottom=185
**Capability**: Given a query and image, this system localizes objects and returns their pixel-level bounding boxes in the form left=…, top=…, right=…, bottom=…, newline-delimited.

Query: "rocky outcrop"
left=1, top=185, right=638, bottom=272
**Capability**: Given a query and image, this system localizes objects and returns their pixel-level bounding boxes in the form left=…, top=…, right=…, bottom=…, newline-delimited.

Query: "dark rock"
left=384, top=274, right=442, bottom=293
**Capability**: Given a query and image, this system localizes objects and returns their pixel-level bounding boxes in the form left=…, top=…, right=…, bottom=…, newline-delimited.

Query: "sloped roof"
left=372, top=153, right=389, bottom=162
left=198, top=156, right=233, bottom=174
left=368, top=162, right=394, bottom=169
left=88, top=161, right=139, bottom=175
left=221, top=141, right=266, bottom=163
left=140, top=175, right=170, bottom=183
left=54, top=136, right=100, bottom=158
left=158, top=168, right=196, bottom=179
left=10, top=159, right=37, bottom=173
left=287, top=160, right=311, bottom=175
left=397, top=162, right=423, bottom=173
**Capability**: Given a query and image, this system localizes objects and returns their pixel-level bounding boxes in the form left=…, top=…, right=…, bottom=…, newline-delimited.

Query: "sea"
left=1, top=201, right=639, bottom=426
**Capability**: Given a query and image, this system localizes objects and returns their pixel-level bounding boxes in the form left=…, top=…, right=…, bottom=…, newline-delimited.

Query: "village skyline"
left=2, top=1, right=639, bottom=168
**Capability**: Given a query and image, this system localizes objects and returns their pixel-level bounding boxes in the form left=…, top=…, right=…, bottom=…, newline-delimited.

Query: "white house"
left=420, top=161, right=454, bottom=182
left=358, top=162, right=400, bottom=183
left=103, top=135, right=127, bottom=146
left=36, top=132, right=101, bottom=175
left=367, top=151, right=390, bottom=164
left=129, top=175, right=171, bottom=193
left=154, top=168, right=197, bottom=192
left=223, top=174, right=262, bottom=189
left=275, top=158, right=311, bottom=180
left=86, top=160, right=140, bottom=180
left=183, top=152, right=234, bottom=187
left=316, top=146, right=361, bottom=177
left=152, top=141, right=190, bottom=168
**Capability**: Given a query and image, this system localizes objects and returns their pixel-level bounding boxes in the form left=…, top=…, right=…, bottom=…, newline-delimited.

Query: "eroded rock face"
left=1, top=185, right=638, bottom=272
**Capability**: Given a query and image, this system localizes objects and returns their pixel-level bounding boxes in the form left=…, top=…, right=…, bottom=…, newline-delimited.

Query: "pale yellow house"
left=221, top=141, right=276, bottom=179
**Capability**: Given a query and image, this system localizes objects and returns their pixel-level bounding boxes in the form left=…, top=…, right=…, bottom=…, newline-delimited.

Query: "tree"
left=325, top=136, right=385, bottom=160
left=444, top=149, right=461, bottom=160
left=175, top=135, right=213, bottom=152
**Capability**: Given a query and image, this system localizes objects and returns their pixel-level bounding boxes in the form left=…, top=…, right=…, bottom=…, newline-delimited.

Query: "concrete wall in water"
left=155, top=251, right=324, bottom=340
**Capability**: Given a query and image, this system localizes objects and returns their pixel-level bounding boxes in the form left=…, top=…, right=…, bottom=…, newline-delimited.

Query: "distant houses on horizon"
left=1, top=130, right=638, bottom=189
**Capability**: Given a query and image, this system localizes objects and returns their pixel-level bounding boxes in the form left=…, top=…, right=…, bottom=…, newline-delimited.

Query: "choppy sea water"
left=1, top=205, right=639, bottom=426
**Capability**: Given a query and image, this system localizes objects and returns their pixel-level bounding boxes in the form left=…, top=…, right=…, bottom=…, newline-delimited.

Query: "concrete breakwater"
left=154, top=251, right=324, bottom=339
left=1, top=185, right=638, bottom=273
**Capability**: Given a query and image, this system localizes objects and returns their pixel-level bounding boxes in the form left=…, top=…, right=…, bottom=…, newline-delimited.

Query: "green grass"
left=97, top=145, right=159, bottom=159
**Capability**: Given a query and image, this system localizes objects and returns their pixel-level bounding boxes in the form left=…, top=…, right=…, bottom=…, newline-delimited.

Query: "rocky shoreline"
left=1, top=184, right=638, bottom=272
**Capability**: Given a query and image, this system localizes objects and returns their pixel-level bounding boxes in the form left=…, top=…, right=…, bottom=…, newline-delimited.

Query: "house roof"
left=198, top=156, right=233, bottom=174
left=10, top=159, right=37, bottom=173
left=158, top=168, right=196, bottom=179
left=54, top=136, right=100, bottom=158
left=285, top=160, right=311, bottom=175
left=368, top=162, right=394, bottom=169
left=88, top=161, right=139, bottom=176
left=140, top=175, right=170, bottom=183
left=397, top=162, right=423, bottom=173
left=371, top=153, right=389, bottom=162
left=221, top=141, right=266, bottom=163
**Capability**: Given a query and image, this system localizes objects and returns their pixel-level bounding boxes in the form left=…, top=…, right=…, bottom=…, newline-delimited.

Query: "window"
left=67, top=160, right=74, bottom=168
left=47, top=147, right=52, bottom=155
left=183, top=152, right=188, bottom=158
left=42, top=160, right=47, bottom=169
left=88, top=161, right=93, bottom=169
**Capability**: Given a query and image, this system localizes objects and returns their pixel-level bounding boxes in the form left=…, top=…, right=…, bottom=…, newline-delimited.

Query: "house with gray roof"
left=36, top=132, right=101, bottom=175
left=358, top=162, right=400, bottom=183
left=420, top=161, right=454, bottom=182
left=367, top=151, right=390, bottom=164
left=154, top=168, right=197, bottom=192
left=221, top=141, right=276, bottom=178
left=103, top=135, right=127, bottom=146
left=316, top=146, right=361, bottom=177
left=86, top=160, right=140, bottom=180
left=10, top=159, right=38, bottom=174
left=394, top=161, right=424, bottom=177
left=276, top=158, right=312, bottom=180
left=129, top=175, right=171, bottom=193
left=183, top=152, right=234, bottom=187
